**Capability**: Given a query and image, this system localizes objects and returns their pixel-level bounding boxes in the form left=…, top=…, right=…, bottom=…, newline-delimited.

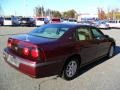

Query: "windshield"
left=37, top=18, right=44, bottom=21
left=21, top=18, right=29, bottom=21
left=29, top=24, right=69, bottom=39
left=69, top=19, right=77, bottom=22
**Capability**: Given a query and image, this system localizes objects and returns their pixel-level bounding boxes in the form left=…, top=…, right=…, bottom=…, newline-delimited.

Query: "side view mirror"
left=104, top=35, right=109, bottom=38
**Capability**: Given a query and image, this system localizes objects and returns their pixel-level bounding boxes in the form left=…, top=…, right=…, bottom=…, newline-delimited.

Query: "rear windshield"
left=37, top=18, right=44, bottom=21
left=29, top=24, right=69, bottom=39
left=5, top=18, right=11, bottom=20
left=64, top=19, right=69, bottom=21
left=69, top=19, right=77, bottom=22
left=109, top=21, right=116, bottom=23
left=21, top=18, right=29, bottom=21
left=52, top=19, right=60, bottom=22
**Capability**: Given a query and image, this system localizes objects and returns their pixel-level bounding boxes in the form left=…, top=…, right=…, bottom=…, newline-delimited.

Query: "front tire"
left=62, top=57, right=80, bottom=80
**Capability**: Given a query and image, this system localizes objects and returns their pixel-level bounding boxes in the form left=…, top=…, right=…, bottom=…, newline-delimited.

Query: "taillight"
left=7, top=39, right=12, bottom=48
left=31, top=48, right=39, bottom=58
left=23, top=48, right=29, bottom=56
left=21, top=42, right=46, bottom=61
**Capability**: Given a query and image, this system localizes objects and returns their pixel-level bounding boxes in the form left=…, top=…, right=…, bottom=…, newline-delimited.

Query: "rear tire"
left=107, top=45, right=115, bottom=58
left=62, top=57, right=80, bottom=80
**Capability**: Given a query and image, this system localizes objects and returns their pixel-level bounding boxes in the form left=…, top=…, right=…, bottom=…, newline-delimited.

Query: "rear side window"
left=77, top=27, right=92, bottom=41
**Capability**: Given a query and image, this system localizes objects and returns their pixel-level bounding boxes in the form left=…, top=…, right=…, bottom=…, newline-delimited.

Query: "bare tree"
left=34, top=6, right=45, bottom=17
left=62, top=9, right=76, bottom=18
left=106, top=8, right=120, bottom=20
left=97, top=8, right=106, bottom=20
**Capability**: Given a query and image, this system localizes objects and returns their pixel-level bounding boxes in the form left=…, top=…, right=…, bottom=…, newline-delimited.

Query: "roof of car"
left=47, top=23, right=95, bottom=28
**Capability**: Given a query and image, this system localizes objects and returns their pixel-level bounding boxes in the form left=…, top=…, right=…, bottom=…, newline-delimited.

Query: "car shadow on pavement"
left=115, top=46, right=120, bottom=55
left=74, top=46, right=120, bottom=80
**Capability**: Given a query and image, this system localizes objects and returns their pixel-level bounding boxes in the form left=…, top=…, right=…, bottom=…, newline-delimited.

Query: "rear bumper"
left=3, top=48, right=41, bottom=77
left=3, top=48, right=63, bottom=78
left=20, top=23, right=29, bottom=26
left=20, top=22, right=35, bottom=26
left=36, top=22, right=44, bottom=26
left=4, top=22, right=12, bottom=26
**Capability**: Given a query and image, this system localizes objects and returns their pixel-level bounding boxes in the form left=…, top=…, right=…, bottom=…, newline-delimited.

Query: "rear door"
left=75, top=26, right=98, bottom=64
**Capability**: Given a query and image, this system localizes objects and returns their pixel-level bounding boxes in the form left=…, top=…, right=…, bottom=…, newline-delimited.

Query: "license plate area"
left=6, top=53, right=20, bottom=67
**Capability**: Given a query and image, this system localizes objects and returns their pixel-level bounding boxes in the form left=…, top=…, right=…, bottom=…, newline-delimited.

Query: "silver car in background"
left=3, top=16, right=20, bottom=26
left=96, top=21, right=109, bottom=29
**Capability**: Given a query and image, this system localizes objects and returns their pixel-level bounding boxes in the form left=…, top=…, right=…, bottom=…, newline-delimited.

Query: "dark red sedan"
left=3, top=23, right=115, bottom=80
left=51, top=18, right=61, bottom=23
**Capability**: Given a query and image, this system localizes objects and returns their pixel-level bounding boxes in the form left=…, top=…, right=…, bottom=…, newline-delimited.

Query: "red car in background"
left=51, top=18, right=61, bottom=23
left=3, top=23, right=115, bottom=80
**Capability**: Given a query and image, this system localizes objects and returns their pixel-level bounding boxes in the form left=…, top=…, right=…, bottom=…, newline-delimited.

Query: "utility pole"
left=24, top=0, right=28, bottom=17
left=0, top=5, right=4, bottom=16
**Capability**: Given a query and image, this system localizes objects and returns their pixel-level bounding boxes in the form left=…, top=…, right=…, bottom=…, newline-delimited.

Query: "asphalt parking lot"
left=0, top=26, right=120, bottom=90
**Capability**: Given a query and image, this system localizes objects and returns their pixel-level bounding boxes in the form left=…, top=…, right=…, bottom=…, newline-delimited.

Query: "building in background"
left=77, top=13, right=98, bottom=22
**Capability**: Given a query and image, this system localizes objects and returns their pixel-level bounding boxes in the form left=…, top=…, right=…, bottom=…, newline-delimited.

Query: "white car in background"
left=3, top=17, right=12, bottom=26
left=62, top=18, right=69, bottom=23
left=3, top=17, right=21, bottom=26
left=35, top=17, right=46, bottom=26
left=68, top=18, right=77, bottom=24
left=96, top=21, right=109, bottom=29
left=11, top=16, right=21, bottom=26
left=50, top=18, right=61, bottom=23
left=108, top=20, right=120, bottom=28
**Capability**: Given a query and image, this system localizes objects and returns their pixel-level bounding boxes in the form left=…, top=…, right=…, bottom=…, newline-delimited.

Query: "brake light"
left=20, top=41, right=46, bottom=60
left=23, top=48, right=29, bottom=56
left=7, top=39, right=12, bottom=48
left=31, top=48, right=39, bottom=58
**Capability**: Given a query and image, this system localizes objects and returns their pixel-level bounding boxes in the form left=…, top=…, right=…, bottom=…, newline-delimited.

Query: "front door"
left=90, top=27, right=111, bottom=57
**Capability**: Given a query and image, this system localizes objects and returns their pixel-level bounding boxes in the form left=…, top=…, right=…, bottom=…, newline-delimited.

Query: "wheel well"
left=59, top=54, right=81, bottom=77
left=112, top=42, right=115, bottom=46
left=111, top=42, right=116, bottom=49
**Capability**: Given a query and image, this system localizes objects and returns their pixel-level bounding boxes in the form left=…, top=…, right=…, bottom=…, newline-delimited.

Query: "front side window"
left=91, top=28, right=104, bottom=39
left=29, top=24, right=69, bottom=39
left=77, top=27, right=92, bottom=41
